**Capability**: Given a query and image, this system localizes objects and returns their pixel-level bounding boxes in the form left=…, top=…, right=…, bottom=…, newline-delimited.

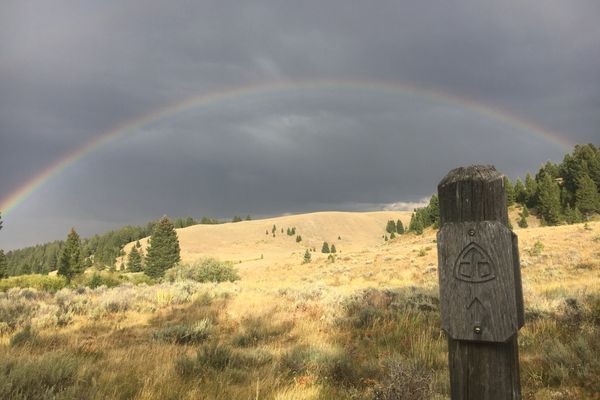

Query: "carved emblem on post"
left=454, top=242, right=496, bottom=283
left=437, top=165, right=525, bottom=399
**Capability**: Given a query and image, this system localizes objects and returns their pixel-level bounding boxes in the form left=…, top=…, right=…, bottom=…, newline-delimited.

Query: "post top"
left=438, top=165, right=502, bottom=188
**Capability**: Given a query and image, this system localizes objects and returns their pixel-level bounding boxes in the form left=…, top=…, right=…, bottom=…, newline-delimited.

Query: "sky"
left=1, top=0, right=599, bottom=250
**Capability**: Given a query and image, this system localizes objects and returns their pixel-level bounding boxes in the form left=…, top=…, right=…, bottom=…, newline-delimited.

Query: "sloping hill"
left=121, top=211, right=412, bottom=267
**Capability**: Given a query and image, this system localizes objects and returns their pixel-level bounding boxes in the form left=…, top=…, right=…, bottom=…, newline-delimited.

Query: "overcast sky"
left=1, top=0, right=599, bottom=249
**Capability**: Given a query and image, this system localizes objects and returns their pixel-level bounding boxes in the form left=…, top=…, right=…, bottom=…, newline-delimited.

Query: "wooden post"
left=437, top=165, right=524, bottom=399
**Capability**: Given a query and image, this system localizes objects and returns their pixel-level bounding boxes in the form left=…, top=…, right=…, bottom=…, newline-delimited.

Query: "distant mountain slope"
left=121, top=211, right=412, bottom=267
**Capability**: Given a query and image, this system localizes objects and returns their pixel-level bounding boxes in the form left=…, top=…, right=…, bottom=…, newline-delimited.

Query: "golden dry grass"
left=1, top=211, right=599, bottom=399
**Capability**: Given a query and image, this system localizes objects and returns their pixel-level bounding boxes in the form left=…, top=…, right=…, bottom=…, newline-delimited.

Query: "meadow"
left=1, top=212, right=599, bottom=399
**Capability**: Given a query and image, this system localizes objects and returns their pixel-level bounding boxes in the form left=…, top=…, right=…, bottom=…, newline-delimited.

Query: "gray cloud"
left=0, top=0, right=598, bottom=249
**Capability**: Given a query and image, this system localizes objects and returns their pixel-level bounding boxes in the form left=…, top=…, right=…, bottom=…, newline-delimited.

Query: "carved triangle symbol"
left=467, top=297, right=484, bottom=311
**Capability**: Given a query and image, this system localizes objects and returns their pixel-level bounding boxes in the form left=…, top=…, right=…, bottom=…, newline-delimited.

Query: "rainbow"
left=0, top=78, right=573, bottom=217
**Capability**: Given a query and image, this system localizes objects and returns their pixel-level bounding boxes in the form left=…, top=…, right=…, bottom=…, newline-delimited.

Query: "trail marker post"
left=437, top=165, right=524, bottom=399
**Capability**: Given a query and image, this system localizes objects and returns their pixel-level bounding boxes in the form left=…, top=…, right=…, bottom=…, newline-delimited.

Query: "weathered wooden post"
left=437, top=165, right=524, bottom=399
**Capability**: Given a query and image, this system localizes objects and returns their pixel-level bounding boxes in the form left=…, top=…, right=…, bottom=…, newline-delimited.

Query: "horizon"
left=2, top=1, right=598, bottom=249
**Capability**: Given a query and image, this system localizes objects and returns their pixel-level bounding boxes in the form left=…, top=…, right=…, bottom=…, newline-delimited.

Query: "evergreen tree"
left=522, top=205, right=529, bottom=218
left=427, top=194, right=440, bottom=228
left=408, top=212, right=424, bottom=235
left=518, top=213, right=528, bottom=228
left=504, top=177, right=515, bottom=206
left=537, top=174, right=562, bottom=225
left=303, top=249, right=311, bottom=264
left=245, top=215, right=252, bottom=221
left=135, top=240, right=142, bottom=249
left=564, top=204, right=584, bottom=224
left=514, top=178, right=526, bottom=204
left=575, top=173, right=600, bottom=216
left=296, top=235, right=302, bottom=243
left=232, top=215, right=242, bottom=223
left=272, top=225, right=277, bottom=234
left=331, top=244, right=337, bottom=253
left=386, top=220, right=397, bottom=234
left=0, top=249, right=7, bottom=279
left=396, top=219, right=404, bottom=234
left=145, top=216, right=181, bottom=278
left=321, top=242, right=330, bottom=253
left=390, top=232, right=396, bottom=239
left=58, top=228, right=83, bottom=281
left=524, top=173, right=538, bottom=208
left=127, top=246, right=143, bottom=272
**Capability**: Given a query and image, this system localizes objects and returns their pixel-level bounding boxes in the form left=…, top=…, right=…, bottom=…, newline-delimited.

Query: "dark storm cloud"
left=0, top=0, right=598, bottom=248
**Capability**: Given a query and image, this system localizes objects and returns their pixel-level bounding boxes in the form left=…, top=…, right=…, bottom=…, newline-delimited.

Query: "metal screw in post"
left=468, top=229, right=476, bottom=236
left=474, top=326, right=482, bottom=335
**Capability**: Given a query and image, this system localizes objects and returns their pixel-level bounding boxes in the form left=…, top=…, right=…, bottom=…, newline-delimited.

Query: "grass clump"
left=165, top=258, right=240, bottom=283
left=0, top=274, right=68, bottom=292
left=153, top=319, right=212, bottom=344
left=0, top=352, right=82, bottom=399
left=232, top=315, right=294, bottom=347
left=9, top=325, right=37, bottom=347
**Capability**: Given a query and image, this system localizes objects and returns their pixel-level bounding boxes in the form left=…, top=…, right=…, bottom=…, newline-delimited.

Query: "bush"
left=9, top=325, right=36, bottom=347
left=153, top=319, right=212, bottom=344
left=373, top=358, right=433, bottom=400
left=0, top=274, right=68, bottom=292
left=165, top=258, right=240, bottom=283
left=0, top=352, right=81, bottom=399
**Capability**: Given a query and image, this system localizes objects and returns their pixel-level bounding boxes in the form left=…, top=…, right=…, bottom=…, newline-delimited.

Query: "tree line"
left=400, top=144, right=599, bottom=235
left=506, top=143, right=599, bottom=225
left=3, top=215, right=210, bottom=276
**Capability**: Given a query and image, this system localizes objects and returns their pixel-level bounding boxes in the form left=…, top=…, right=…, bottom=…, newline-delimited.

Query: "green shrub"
left=0, top=274, right=67, bottom=292
left=165, top=258, right=240, bottom=283
left=153, top=319, right=211, bottom=344
left=196, top=343, right=235, bottom=370
left=9, top=325, right=36, bottom=347
left=527, top=240, right=544, bottom=256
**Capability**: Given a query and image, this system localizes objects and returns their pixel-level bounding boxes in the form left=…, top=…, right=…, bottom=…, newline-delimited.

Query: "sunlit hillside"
left=1, top=211, right=599, bottom=399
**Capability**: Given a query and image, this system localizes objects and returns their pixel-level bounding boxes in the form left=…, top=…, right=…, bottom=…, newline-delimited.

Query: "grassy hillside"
left=1, top=212, right=599, bottom=399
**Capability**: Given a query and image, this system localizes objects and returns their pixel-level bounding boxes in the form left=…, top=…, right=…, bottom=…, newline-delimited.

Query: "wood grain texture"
left=437, top=221, right=518, bottom=342
left=437, top=165, right=523, bottom=400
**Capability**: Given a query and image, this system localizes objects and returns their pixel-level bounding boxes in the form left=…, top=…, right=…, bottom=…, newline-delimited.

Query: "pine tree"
left=145, top=216, right=181, bottom=278
left=135, top=240, right=142, bottom=249
left=514, top=178, right=526, bottom=204
left=303, top=249, right=311, bottom=264
left=0, top=249, right=7, bottom=279
left=522, top=205, right=529, bottom=218
left=58, top=228, right=83, bottom=281
left=408, top=212, right=424, bottom=235
left=296, top=235, right=302, bottom=243
left=331, top=244, right=337, bottom=253
left=518, top=213, right=528, bottom=228
left=575, top=174, right=600, bottom=216
left=427, top=195, right=440, bottom=228
left=537, top=174, right=562, bottom=225
left=386, top=220, right=396, bottom=234
left=504, top=177, right=515, bottom=206
left=396, top=220, right=404, bottom=234
left=390, top=232, right=396, bottom=239
left=127, top=246, right=143, bottom=272
left=272, top=225, right=277, bottom=234
left=321, top=242, right=330, bottom=253
left=524, top=173, right=538, bottom=208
